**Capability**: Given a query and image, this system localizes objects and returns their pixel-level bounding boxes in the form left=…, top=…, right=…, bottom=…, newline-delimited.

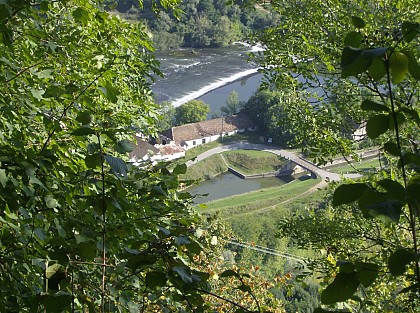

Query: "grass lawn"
left=223, top=149, right=288, bottom=175
left=180, top=154, right=227, bottom=181
left=327, top=157, right=382, bottom=174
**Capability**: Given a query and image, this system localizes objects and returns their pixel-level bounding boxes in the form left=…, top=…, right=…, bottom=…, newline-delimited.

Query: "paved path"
left=186, top=142, right=361, bottom=182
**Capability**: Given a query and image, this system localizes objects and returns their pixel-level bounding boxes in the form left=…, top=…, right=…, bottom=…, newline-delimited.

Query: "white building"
left=158, top=114, right=257, bottom=150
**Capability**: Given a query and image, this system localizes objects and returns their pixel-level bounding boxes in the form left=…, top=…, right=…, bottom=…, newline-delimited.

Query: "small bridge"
left=186, top=142, right=362, bottom=182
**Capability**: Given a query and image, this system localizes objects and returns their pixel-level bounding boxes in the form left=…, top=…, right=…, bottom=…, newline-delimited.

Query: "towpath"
left=185, top=142, right=361, bottom=182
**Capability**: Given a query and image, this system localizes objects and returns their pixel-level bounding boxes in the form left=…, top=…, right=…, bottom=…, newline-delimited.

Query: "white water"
left=171, top=68, right=260, bottom=107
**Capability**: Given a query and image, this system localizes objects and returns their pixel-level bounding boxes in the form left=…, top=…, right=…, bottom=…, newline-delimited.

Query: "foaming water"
left=153, top=46, right=261, bottom=109
left=171, top=68, right=259, bottom=107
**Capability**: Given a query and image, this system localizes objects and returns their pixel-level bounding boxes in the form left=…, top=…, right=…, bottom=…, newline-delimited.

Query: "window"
left=192, top=140, right=196, bottom=145
left=202, top=138, right=206, bottom=144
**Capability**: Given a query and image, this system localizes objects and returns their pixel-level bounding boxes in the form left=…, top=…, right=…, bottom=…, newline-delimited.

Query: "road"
left=186, top=142, right=361, bottom=182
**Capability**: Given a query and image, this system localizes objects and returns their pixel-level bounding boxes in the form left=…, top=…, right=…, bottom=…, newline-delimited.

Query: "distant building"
left=158, top=114, right=257, bottom=150
left=129, top=136, right=187, bottom=164
left=352, top=122, right=367, bottom=141
left=129, top=137, right=160, bottom=165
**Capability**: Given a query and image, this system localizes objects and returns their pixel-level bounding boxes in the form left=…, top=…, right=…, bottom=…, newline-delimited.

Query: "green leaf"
left=341, top=47, right=371, bottom=78
left=174, top=236, right=191, bottom=246
left=173, top=163, right=187, bottom=175
left=402, top=21, right=420, bottom=43
left=76, top=111, right=92, bottom=125
left=403, top=50, right=420, bottom=80
left=104, top=155, right=127, bottom=177
left=42, top=292, right=72, bottom=313
left=31, top=88, right=45, bottom=101
left=358, top=189, right=385, bottom=219
left=172, top=266, right=193, bottom=284
left=237, top=284, right=252, bottom=293
left=115, top=140, right=133, bottom=154
left=45, top=195, right=60, bottom=209
left=220, top=269, right=240, bottom=278
left=366, top=199, right=402, bottom=224
left=146, top=271, right=167, bottom=289
left=366, top=114, right=390, bottom=139
left=34, top=228, right=47, bottom=242
left=406, top=180, right=420, bottom=209
left=332, top=183, right=368, bottom=206
left=384, top=141, right=400, bottom=157
left=361, top=100, right=388, bottom=112
left=351, top=16, right=366, bottom=29
left=0, top=168, right=8, bottom=187
left=321, top=272, right=359, bottom=304
left=344, top=31, right=363, bottom=47
left=99, top=82, right=120, bottom=103
left=376, top=179, right=406, bottom=203
left=368, top=57, right=387, bottom=81
left=71, top=127, right=96, bottom=136
left=85, top=154, right=101, bottom=169
left=390, top=52, right=409, bottom=83
left=75, top=242, right=96, bottom=260
left=400, top=107, right=420, bottom=127
left=337, top=260, right=354, bottom=273
left=355, top=262, right=379, bottom=287
left=127, top=253, right=159, bottom=270
left=72, top=7, right=91, bottom=25
left=388, top=249, right=420, bottom=276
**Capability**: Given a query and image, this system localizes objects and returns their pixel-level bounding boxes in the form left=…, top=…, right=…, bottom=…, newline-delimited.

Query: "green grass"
left=199, top=177, right=321, bottom=216
left=223, top=149, right=288, bottom=175
left=180, top=154, right=228, bottom=181
left=327, top=157, right=382, bottom=174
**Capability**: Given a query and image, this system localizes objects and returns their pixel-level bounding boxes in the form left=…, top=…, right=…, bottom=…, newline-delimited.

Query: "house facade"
left=158, top=114, right=257, bottom=150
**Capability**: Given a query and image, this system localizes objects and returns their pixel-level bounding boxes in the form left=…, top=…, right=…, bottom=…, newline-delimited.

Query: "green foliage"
left=156, top=100, right=176, bottom=130
left=175, top=99, right=210, bottom=125
left=267, top=7, right=420, bottom=311
left=0, top=1, right=230, bottom=312
left=223, top=149, right=288, bottom=175
left=221, top=90, right=241, bottom=116
left=242, top=89, right=296, bottom=146
left=182, top=154, right=228, bottom=181
left=113, top=0, right=279, bottom=49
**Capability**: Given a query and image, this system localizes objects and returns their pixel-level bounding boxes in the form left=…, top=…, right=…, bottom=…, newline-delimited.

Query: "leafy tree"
left=175, top=100, right=210, bottom=125
left=221, top=90, right=240, bottom=116
left=250, top=0, right=418, bottom=164
left=242, top=89, right=295, bottom=146
left=0, top=1, right=228, bottom=312
left=156, top=101, right=176, bottom=130
left=254, top=0, right=420, bottom=311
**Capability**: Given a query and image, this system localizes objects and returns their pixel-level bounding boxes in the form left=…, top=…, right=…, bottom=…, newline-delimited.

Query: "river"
left=186, top=172, right=293, bottom=204
left=152, top=44, right=263, bottom=115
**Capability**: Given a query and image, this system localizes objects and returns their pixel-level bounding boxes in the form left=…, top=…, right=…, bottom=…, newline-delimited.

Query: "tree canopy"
left=0, top=1, right=242, bottom=312
left=253, top=0, right=420, bottom=311
left=113, top=0, right=279, bottom=49
left=175, top=99, right=210, bottom=125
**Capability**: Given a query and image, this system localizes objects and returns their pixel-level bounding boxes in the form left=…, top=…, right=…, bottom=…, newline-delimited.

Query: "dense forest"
left=113, top=0, right=279, bottom=49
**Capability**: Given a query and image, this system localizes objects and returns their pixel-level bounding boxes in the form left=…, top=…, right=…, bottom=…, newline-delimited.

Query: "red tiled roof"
left=162, top=114, right=255, bottom=144
left=129, top=137, right=159, bottom=159
left=158, top=144, right=185, bottom=155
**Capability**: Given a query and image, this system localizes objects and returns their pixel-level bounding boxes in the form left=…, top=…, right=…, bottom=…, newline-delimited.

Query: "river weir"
left=152, top=45, right=263, bottom=114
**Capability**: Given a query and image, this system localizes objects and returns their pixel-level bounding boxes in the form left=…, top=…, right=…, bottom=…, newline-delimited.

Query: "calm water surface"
left=186, top=172, right=293, bottom=204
